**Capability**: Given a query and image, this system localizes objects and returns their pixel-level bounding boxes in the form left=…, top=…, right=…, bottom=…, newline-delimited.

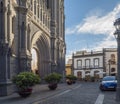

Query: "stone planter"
left=48, top=83, right=57, bottom=90
left=18, top=88, right=32, bottom=97
left=66, top=80, right=72, bottom=85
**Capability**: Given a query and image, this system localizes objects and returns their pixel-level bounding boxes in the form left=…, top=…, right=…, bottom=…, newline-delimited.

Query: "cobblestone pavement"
left=0, top=82, right=120, bottom=104
left=102, top=91, right=119, bottom=104
left=34, top=82, right=99, bottom=104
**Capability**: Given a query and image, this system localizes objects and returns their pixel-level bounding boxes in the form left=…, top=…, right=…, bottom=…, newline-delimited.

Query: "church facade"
left=0, top=0, right=65, bottom=96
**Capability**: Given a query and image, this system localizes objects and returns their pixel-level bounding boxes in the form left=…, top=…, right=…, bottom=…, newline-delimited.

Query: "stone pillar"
left=17, top=1, right=32, bottom=72
left=0, top=0, right=13, bottom=96
left=0, top=43, right=12, bottom=96
left=49, top=0, right=57, bottom=72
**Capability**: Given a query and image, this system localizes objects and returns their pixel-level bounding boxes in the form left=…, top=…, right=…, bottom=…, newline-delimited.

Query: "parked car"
left=99, top=76, right=117, bottom=91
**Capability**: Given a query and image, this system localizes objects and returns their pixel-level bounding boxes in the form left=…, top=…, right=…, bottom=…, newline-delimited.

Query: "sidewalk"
left=0, top=83, right=77, bottom=104
left=0, top=82, right=120, bottom=104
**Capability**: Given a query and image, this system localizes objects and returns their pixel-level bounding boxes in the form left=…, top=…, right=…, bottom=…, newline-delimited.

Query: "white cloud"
left=93, top=37, right=117, bottom=51
left=65, top=26, right=79, bottom=35
left=66, top=54, right=72, bottom=64
left=66, top=4, right=120, bottom=36
left=66, top=49, right=78, bottom=64
left=66, top=4, right=120, bottom=61
left=82, top=4, right=120, bottom=50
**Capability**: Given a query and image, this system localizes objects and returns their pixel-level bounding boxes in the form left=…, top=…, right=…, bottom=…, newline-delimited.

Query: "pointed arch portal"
left=31, top=31, right=51, bottom=78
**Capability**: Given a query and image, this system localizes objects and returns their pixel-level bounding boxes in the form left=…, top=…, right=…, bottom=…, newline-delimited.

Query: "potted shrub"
left=85, top=75, right=90, bottom=82
left=12, top=72, right=40, bottom=97
left=91, top=76, right=95, bottom=82
left=72, top=75, right=77, bottom=84
left=66, top=75, right=77, bottom=85
left=44, top=72, right=62, bottom=90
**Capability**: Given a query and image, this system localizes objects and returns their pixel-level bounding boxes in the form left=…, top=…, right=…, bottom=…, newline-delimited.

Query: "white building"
left=72, top=48, right=117, bottom=80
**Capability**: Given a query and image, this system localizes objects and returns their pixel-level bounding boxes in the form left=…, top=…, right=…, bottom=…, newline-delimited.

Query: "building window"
left=85, top=59, right=90, bottom=68
left=110, top=54, right=116, bottom=64
left=77, top=60, right=82, bottom=69
left=111, top=68, right=115, bottom=72
left=94, top=58, right=99, bottom=68
left=111, top=54, right=115, bottom=60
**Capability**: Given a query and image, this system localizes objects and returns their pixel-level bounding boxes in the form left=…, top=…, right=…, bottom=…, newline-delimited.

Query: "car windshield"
left=102, top=76, right=116, bottom=81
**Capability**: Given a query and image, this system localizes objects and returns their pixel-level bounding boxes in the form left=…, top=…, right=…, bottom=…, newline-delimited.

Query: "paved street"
left=0, top=82, right=119, bottom=104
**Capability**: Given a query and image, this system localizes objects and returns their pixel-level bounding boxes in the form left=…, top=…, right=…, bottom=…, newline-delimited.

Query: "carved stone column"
left=0, top=42, right=12, bottom=96
left=16, top=2, right=32, bottom=72
left=0, top=0, right=13, bottom=96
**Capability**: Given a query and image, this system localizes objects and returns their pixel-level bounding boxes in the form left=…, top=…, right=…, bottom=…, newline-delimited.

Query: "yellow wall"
left=65, top=64, right=72, bottom=75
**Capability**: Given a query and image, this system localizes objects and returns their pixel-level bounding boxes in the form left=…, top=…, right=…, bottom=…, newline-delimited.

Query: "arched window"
left=111, top=54, right=115, bottom=60
left=111, top=68, right=115, bottom=72
left=110, top=54, right=116, bottom=64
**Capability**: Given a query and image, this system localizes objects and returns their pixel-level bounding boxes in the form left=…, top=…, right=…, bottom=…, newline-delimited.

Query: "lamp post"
left=108, top=60, right=111, bottom=76
left=114, top=18, right=120, bottom=101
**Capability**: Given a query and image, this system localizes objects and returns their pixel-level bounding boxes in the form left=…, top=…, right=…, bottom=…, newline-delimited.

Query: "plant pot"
left=18, top=88, right=32, bottom=97
left=48, top=83, right=57, bottom=90
left=72, top=80, right=76, bottom=84
left=66, top=80, right=72, bottom=85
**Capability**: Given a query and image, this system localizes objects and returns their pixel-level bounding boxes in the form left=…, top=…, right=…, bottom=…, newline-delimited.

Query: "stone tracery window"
left=37, top=4, right=39, bottom=18
left=40, top=8, right=42, bottom=21
left=34, top=0, right=36, bottom=15
left=30, top=0, right=33, bottom=11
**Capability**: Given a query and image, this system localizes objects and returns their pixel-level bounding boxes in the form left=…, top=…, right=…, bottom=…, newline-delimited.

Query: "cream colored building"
left=72, top=48, right=117, bottom=80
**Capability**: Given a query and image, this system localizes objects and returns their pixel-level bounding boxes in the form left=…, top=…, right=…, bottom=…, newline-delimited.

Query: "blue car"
left=99, top=76, right=117, bottom=91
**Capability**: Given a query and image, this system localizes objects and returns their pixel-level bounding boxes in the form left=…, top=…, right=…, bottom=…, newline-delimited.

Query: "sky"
left=65, top=0, right=120, bottom=62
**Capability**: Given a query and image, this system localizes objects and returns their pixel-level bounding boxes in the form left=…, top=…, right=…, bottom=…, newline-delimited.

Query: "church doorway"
left=31, top=48, right=39, bottom=74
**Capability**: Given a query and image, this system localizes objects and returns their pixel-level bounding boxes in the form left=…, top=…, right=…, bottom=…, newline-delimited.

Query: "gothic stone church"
left=0, top=0, right=65, bottom=96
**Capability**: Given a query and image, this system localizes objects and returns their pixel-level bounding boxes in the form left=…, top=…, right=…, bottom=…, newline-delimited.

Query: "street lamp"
left=108, top=60, right=111, bottom=76
left=114, top=18, right=120, bottom=101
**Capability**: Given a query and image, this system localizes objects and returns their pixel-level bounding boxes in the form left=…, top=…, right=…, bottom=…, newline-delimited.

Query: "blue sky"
left=65, top=0, right=120, bottom=62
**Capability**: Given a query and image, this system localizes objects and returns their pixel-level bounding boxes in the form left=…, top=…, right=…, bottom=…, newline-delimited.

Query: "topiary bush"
left=66, top=75, right=77, bottom=84
left=44, top=72, right=62, bottom=84
left=12, top=72, right=40, bottom=90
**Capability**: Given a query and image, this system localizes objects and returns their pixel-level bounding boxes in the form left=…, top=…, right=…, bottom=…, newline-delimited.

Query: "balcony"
left=75, top=65, right=100, bottom=70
